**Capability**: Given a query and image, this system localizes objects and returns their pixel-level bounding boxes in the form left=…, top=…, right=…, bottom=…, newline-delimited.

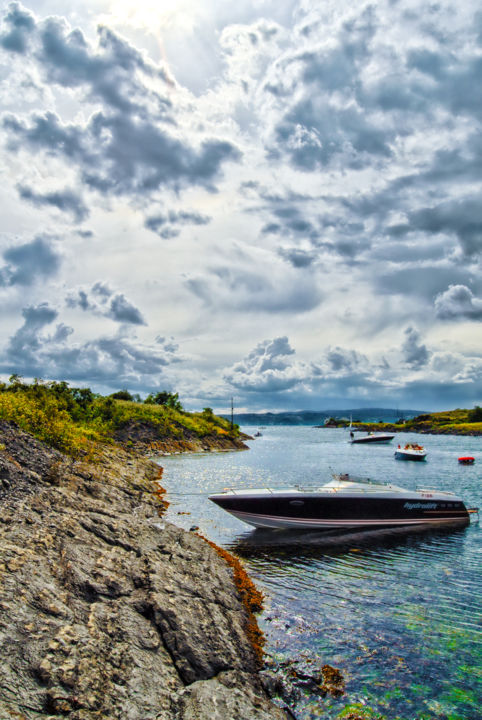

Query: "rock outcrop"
left=0, top=421, right=287, bottom=720
left=113, top=419, right=251, bottom=454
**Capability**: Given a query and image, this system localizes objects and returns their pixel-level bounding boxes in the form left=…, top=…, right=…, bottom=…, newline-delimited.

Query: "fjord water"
left=157, top=427, right=481, bottom=719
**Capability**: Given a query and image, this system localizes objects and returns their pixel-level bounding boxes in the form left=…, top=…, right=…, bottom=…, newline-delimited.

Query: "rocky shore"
left=0, top=420, right=287, bottom=720
left=114, top=418, right=251, bottom=454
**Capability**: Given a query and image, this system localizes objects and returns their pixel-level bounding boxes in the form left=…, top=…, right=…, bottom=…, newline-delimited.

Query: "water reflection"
left=160, top=427, right=481, bottom=719
left=227, top=522, right=471, bottom=557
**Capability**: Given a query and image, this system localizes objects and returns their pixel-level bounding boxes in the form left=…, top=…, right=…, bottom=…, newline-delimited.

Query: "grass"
left=352, top=408, right=482, bottom=436
left=0, top=379, right=240, bottom=456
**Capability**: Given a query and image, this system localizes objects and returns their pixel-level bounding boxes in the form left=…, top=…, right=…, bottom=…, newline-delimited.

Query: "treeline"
left=0, top=376, right=234, bottom=456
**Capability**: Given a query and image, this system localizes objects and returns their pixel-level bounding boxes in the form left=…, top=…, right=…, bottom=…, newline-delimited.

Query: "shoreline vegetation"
left=321, top=407, right=482, bottom=436
left=0, top=376, right=250, bottom=457
left=0, top=378, right=290, bottom=719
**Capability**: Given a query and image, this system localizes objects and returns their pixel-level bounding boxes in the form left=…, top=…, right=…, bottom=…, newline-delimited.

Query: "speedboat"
left=349, top=430, right=394, bottom=444
left=208, top=474, right=470, bottom=530
left=458, top=456, right=475, bottom=465
left=395, top=443, right=427, bottom=461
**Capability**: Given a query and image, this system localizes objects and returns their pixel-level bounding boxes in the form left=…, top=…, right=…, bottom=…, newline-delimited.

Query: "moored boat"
left=349, top=430, right=395, bottom=444
left=208, top=473, right=470, bottom=530
left=394, top=443, right=427, bottom=461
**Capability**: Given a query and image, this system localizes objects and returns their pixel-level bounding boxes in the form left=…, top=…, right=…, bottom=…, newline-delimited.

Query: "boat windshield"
left=332, top=473, right=381, bottom=485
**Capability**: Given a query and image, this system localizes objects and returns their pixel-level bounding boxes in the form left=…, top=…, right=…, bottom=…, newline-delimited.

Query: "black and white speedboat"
left=348, top=420, right=394, bottom=444
left=349, top=430, right=395, bottom=444
left=209, top=474, right=471, bottom=530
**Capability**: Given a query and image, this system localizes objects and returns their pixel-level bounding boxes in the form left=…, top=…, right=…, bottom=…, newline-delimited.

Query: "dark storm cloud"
left=401, top=327, right=430, bottom=368
left=145, top=209, right=211, bottom=238
left=434, top=285, right=482, bottom=320
left=408, top=197, right=482, bottom=257
left=0, top=1, right=34, bottom=53
left=278, top=247, right=316, bottom=267
left=326, top=347, right=366, bottom=372
left=18, top=184, right=88, bottom=222
left=67, top=284, right=146, bottom=326
left=108, top=294, right=146, bottom=326
left=0, top=235, right=61, bottom=287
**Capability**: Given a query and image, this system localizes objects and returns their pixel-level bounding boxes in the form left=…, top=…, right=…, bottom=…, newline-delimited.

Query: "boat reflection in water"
left=209, top=473, right=471, bottom=531
left=226, top=520, right=473, bottom=557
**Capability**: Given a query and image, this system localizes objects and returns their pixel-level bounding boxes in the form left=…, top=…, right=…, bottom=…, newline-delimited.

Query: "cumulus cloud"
left=1, top=2, right=481, bottom=410
left=17, top=184, right=88, bottom=222
left=1, top=301, right=180, bottom=386
left=434, top=285, right=482, bottom=320
left=4, top=302, right=68, bottom=370
left=326, top=346, right=367, bottom=373
left=224, top=336, right=305, bottom=392
left=0, top=2, right=35, bottom=53
left=401, top=327, right=430, bottom=368
left=109, top=294, right=146, bottom=326
left=1, top=10, right=242, bottom=209
left=145, top=209, right=211, bottom=238
left=0, top=235, right=61, bottom=287
left=66, top=284, right=146, bottom=325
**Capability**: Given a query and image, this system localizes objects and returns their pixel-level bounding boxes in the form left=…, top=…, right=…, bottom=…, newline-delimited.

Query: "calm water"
left=156, top=427, right=481, bottom=720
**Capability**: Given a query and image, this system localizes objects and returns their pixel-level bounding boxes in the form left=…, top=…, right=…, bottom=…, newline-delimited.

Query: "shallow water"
left=156, top=427, right=481, bottom=719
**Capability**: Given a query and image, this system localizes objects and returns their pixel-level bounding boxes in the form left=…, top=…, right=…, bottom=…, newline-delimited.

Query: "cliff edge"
left=0, top=421, right=286, bottom=720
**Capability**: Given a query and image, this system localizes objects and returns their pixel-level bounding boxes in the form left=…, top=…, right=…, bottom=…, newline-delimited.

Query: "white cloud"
left=434, top=284, right=482, bottom=320
left=0, top=1, right=481, bottom=410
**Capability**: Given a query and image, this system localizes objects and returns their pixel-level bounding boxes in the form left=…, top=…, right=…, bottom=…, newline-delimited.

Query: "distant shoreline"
left=329, top=423, right=482, bottom=437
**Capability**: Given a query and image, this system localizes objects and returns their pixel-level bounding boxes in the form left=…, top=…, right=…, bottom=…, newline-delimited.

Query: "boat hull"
left=394, top=451, right=426, bottom=461
left=350, top=434, right=394, bottom=444
left=209, top=493, right=469, bottom=530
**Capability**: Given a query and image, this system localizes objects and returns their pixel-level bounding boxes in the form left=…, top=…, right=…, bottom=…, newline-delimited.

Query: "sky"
left=0, top=0, right=481, bottom=413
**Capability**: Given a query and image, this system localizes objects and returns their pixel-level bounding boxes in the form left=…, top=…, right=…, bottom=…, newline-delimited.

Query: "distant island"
left=340, top=407, right=482, bottom=436
left=227, top=407, right=482, bottom=436
left=227, top=407, right=425, bottom=426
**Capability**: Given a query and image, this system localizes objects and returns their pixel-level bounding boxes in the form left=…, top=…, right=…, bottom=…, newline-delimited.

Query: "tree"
left=468, top=405, right=482, bottom=423
left=144, top=391, right=183, bottom=411
left=110, top=390, right=134, bottom=401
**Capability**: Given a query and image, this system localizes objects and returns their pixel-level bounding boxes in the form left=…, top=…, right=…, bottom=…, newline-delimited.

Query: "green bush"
left=0, top=378, right=238, bottom=454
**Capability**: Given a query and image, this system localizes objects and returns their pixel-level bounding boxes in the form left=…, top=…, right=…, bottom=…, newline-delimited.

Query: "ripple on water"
left=159, top=427, right=482, bottom=719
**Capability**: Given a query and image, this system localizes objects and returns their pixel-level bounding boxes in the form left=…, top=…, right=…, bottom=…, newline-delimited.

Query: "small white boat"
left=395, top=443, right=427, bottom=461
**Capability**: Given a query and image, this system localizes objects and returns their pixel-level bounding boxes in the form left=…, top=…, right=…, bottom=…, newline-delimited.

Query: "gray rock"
left=0, top=421, right=287, bottom=719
